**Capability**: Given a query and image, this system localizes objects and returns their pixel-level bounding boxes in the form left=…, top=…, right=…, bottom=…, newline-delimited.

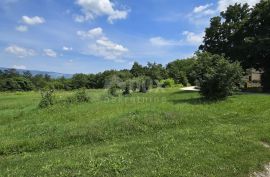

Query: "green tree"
left=244, top=0, right=270, bottom=91
left=130, top=62, right=145, bottom=77
left=200, top=3, right=251, bottom=64
left=145, top=62, right=167, bottom=81
left=166, top=58, right=195, bottom=85
left=71, top=74, right=88, bottom=89
left=193, top=52, right=243, bottom=100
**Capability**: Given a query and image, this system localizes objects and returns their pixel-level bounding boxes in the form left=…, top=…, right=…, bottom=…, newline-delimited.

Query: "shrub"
left=193, top=52, right=243, bottom=100
left=109, top=84, right=120, bottom=97
left=39, top=90, right=55, bottom=108
left=160, top=78, right=175, bottom=88
left=66, top=89, right=90, bottom=104
left=138, top=77, right=151, bottom=93
left=122, top=80, right=131, bottom=95
left=74, top=89, right=90, bottom=102
left=0, top=77, right=34, bottom=91
left=131, top=79, right=138, bottom=92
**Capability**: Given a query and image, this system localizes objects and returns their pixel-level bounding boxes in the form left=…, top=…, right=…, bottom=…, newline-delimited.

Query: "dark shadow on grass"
left=170, top=97, right=220, bottom=105
left=170, top=90, right=223, bottom=105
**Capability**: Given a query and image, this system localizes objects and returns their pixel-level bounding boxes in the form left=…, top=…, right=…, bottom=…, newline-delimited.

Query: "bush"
left=74, top=89, right=90, bottom=102
left=0, top=77, right=34, bottom=91
left=138, top=77, right=151, bottom=93
left=193, top=52, right=243, bottom=100
left=66, top=89, right=90, bottom=104
left=122, top=80, right=131, bottom=95
left=131, top=79, right=138, bottom=92
left=109, top=84, right=120, bottom=97
left=39, top=90, right=55, bottom=108
left=160, top=78, right=175, bottom=88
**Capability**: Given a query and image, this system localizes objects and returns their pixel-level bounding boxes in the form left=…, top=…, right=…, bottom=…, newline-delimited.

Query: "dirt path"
left=253, top=164, right=270, bottom=177
left=252, top=142, right=270, bottom=177
left=181, top=86, right=199, bottom=91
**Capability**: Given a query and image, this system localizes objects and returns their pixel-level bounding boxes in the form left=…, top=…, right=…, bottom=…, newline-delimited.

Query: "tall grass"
left=0, top=89, right=270, bottom=176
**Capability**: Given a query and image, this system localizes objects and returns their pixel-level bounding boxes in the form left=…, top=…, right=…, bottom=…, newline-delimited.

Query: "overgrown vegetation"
left=193, top=52, right=243, bottom=100
left=38, top=90, right=55, bottom=108
left=1, top=89, right=270, bottom=176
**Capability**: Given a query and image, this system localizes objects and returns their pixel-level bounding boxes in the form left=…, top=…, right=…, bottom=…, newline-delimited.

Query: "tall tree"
left=145, top=62, right=167, bottom=81
left=244, top=0, right=270, bottom=91
left=200, top=3, right=251, bottom=65
left=130, top=62, right=145, bottom=77
left=166, top=58, right=196, bottom=85
left=200, top=1, right=270, bottom=91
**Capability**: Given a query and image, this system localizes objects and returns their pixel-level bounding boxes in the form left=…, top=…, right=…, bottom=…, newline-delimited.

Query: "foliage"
left=145, top=62, right=167, bottom=83
left=200, top=1, right=270, bottom=91
left=108, top=84, right=120, bottom=97
left=65, top=89, right=90, bottom=104
left=130, top=62, right=145, bottom=77
left=122, top=80, right=131, bottom=95
left=160, top=78, right=175, bottom=88
left=138, top=77, right=152, bottom=93
left=244, top=0, right=270, bottom=91
left=74, top=89, right=90, bottom=103
left=193, top=52, right=243, bottom=100
left=38, top=90, right=55, bottom=108
left=166, top=58, right=196, bottom=85
left=0, top=77, right=34, bottom=91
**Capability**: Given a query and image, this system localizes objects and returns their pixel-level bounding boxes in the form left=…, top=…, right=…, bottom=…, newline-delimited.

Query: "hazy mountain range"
left=0, top=67, right=73, bottom=78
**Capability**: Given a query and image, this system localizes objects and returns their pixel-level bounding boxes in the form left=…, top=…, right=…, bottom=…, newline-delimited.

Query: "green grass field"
left=0, top=88, right=270, bottom=177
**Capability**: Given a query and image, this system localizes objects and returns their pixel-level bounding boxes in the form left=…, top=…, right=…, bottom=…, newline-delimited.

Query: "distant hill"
left=0, top=67, right=73, bottom=79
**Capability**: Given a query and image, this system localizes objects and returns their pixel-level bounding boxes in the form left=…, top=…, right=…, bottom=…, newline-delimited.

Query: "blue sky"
left=0, top=0, right=260, bottom=74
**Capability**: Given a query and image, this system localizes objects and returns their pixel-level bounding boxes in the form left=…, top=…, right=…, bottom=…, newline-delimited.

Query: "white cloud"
left=22, top=16, right=45, bottom=25
left=189, top=0, right=260, bottom=26
left=88, top=37, right=128, bottom=61
left=15, top=25, right=28, bottom=32
left=188, top=3, right=217, bottom=26
left=193, top=4, right=213, bottom=13
left=218, top=0, right=260, bottom=11
left=75, top=0, right=129, bottom=23
left=77, top=27, right=103, bottom=39
left=43, top=49, right=57, bottom=57
left=182, top=31, right=204, bottom=45
left=13, top=65, right=26, bottom=70
left=149, top=31, right=204, bottom=48
left=5, top=45, right=36, bottom=58
left=149, top=37, right=179, bottom=47
left=78, top=27, right=128, bottom=61
left=62, top=46, right=73, bottom=51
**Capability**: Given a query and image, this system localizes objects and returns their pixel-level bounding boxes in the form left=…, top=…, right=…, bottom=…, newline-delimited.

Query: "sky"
left=0, top=0, right=261, bottom=74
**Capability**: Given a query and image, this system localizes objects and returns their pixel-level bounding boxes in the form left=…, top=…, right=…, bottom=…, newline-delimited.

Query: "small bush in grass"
left=66, top=89, right=90, bottom=104
left=193, top=52, right=243, bottom=100
left=131, top=80, right=138, bottom=92
left=160, top=78, right=175, bottom=88
left=38, top=90, right=55, bottom=108
left=109, top=84, right=120, bottom=97
left=138, top=77, right=151, bottom=93
left=122, top=80, right=131, bottom=95
left=75, top=89, right=90, bottom=102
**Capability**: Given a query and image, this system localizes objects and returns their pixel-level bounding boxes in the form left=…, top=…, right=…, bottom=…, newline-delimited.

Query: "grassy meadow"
left=0, top=88, right=270, bottom=176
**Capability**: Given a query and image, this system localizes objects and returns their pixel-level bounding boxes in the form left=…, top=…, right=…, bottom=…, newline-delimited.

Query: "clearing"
left=0, top=88, right=270, bottom=176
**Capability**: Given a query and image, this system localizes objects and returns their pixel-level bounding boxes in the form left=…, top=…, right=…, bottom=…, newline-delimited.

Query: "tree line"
left=0, top=58, right=196, bottom=92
